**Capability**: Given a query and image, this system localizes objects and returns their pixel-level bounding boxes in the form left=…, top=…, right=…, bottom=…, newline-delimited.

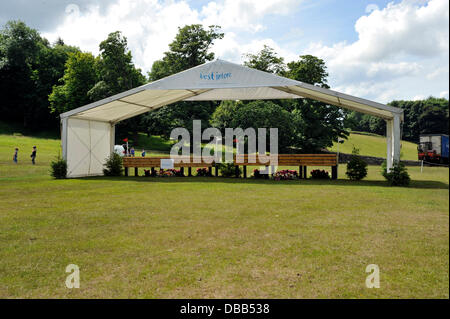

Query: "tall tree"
left=1, top=20, right=78, bottom=131
left=148, top=24, right=224, bottom=81
left=49, top=51, right=97, bottom=115
left=35, top=41, right=79, bottom=124
left=243, top=45, right=286, bottom=74
left=230, top=101, right=295, bottom=153
left=88, top=31, right=145, bottom=100
left=210, top=100, right=243, bottom=133
left=418, top=98, right=449, bottom=135
left=87, top=31, right=146, bottom=142
left=0, top=21, right=42, bottom=128
left=286, top=55, right=349, bottom=152
left=143, top=25, right=224, bottom=139
left=349, top=97, right=449, bottom=142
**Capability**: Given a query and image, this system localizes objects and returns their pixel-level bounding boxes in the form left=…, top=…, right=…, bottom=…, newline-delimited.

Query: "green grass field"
left=0, top=133, right=448, bottom=298
left=329, top=132, right=418, bottom=161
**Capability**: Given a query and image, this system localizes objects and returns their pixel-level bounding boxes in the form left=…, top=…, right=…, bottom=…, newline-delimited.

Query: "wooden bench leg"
left=188, top=167, right=192, bottom=177
left=235, top=165, right=240, bottom=178
left=208, top=167, right=212, bottom=176
left=134, top=167, right=138, bottom=176
left=303, top=166, right=307, bottom=179
left=265, top=166, right=269, bottom=179
left=180, top=167, right=184, bottom=176
left=124, top=167, right=128, bottom=177
left=299, top=166, right=302, bottom=179
left=215, top=166, right=219, bottom=177
left=243, top=166, right=247, bottom=178
left=151, top=167, right=155, bottom=176
left=332, top=165, right=338, bottom=180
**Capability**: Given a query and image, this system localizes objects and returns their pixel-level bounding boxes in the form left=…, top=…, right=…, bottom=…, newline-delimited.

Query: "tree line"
left=1, top=20, right=448, bottom=152
left=346, top=97, right=449, bottom=142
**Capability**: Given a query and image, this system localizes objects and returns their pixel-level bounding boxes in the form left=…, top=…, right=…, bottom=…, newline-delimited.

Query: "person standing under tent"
left=13, top=148, right=18, bottom=164
left=30, top=146, right=37, bottom=165
left=130, top=147, right=135, bottom=157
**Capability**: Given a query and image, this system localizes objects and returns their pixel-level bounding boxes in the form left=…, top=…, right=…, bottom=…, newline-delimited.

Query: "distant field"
left=0, top=133, right=448, bottom=298
left=329, top=132, right=418, bottom=161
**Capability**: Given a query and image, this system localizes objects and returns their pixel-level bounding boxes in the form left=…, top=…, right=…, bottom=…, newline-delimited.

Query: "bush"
left=346, top=147, right=368, bottom=180
left=50, top=155, right=67, bottom=179
left=103, top=152, right=123, bottom=176
left=382, top=161, right=411, bottom=186
left=196, top=168, right=211, bottom=177
left=310, top=169, right=330, bottom=179
left=273, top=169, right=298, bottom=180
left=216, top=162, right=241, bottom=177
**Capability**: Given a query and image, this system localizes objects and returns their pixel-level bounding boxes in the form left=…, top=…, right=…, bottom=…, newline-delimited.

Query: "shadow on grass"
left=73, top=176, right=449, bottom=190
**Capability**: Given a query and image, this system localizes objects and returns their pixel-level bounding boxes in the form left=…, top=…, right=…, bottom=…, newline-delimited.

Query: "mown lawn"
left=0, top=134, right=448, bottom=298
left=329, top=132, right=419, bottom=161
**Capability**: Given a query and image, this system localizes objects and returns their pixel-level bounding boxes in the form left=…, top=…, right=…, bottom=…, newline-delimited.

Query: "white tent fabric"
left=61, top=59, right=403, bottom=177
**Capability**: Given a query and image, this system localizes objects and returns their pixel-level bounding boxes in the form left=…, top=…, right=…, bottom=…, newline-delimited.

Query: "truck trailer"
left=418, top=134, right=449, bottom=164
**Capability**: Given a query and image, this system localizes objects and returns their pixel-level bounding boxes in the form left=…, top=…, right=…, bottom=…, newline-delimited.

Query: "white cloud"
left=200, top=0, right=301, bottom=32
left=43, top=0, right=201, bottom=72
left=305, top=0, right=449, bottom=102
left=42, top=0, right=301, bottom=73
left=41, top=0, right=448, bottom=103
left=365, top=4, right=379, bottom=13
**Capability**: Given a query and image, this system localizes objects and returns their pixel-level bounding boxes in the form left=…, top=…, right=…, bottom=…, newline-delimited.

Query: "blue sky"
left=1, top=0, right=448, bottom=103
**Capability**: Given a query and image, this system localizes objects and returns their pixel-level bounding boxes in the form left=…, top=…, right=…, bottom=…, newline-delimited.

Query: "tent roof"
left=60, top=59, right=403, bottom=123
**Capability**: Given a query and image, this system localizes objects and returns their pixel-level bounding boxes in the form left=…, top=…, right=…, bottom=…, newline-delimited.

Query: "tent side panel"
left=65, top=118, right=112, bottom=178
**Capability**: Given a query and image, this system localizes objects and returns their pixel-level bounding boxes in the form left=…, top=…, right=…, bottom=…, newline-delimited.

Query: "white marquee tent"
left=60, top=59, right=403, bottom=177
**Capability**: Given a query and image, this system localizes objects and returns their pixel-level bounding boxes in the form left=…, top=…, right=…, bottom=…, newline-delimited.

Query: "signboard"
left=160, top=159, right=174, bottom=169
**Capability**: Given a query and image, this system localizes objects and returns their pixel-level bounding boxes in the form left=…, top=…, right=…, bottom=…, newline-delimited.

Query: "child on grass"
left=31, top=146, right=36, bottom=165
left=13, top=148, right=18, bottom=163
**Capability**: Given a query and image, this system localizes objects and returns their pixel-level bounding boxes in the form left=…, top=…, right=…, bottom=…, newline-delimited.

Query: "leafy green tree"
left=210, top=100, right=243, bottom=132
left=35, top=41, right=79, bottom=125
left=229, top=101, right=295, bottom=153
left=0, top=21, right=43, bottom=128
left=148, top=24, right=224, bottom=80
left=88, top=31, right=145, bottom=100
left=348, top=97, right=448, bottom=142
left=418, top=98, right=449, bottom=135
left=85, top=31, right=146, bottom=143
left=286, top=55, right=349, bottom=152
left=0, top=21, right=78, bottom=131
left=143, top=24, right=224, bottom=139
left=243, top=45, right=286, bottom=74
left=49, top=51, right=97, bottom=114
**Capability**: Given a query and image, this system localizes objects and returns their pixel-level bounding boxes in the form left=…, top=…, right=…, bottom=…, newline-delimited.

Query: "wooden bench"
left=235, top=154, right=338, bottom=179
left=122, top=156, right=216, bottom=176
left=123, top=154, right=338, bottom=179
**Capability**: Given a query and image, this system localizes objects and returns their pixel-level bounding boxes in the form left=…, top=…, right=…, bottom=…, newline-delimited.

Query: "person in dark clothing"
left=13, top=148, right=18, bottom=163
left=31, top=146, right=36, bottom=165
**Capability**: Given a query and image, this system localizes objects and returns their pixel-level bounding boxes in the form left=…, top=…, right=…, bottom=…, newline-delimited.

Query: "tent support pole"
left=110, top=124, right=115, bottom=155
left=61, top=117, right=68, bottom=161
left=392, top=114, right=401, bottom=166
left=386, top=119, right=393, bottom=171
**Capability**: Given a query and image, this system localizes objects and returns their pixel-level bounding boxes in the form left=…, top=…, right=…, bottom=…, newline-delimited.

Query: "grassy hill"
left=328, top=132, right=418, bottom=161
